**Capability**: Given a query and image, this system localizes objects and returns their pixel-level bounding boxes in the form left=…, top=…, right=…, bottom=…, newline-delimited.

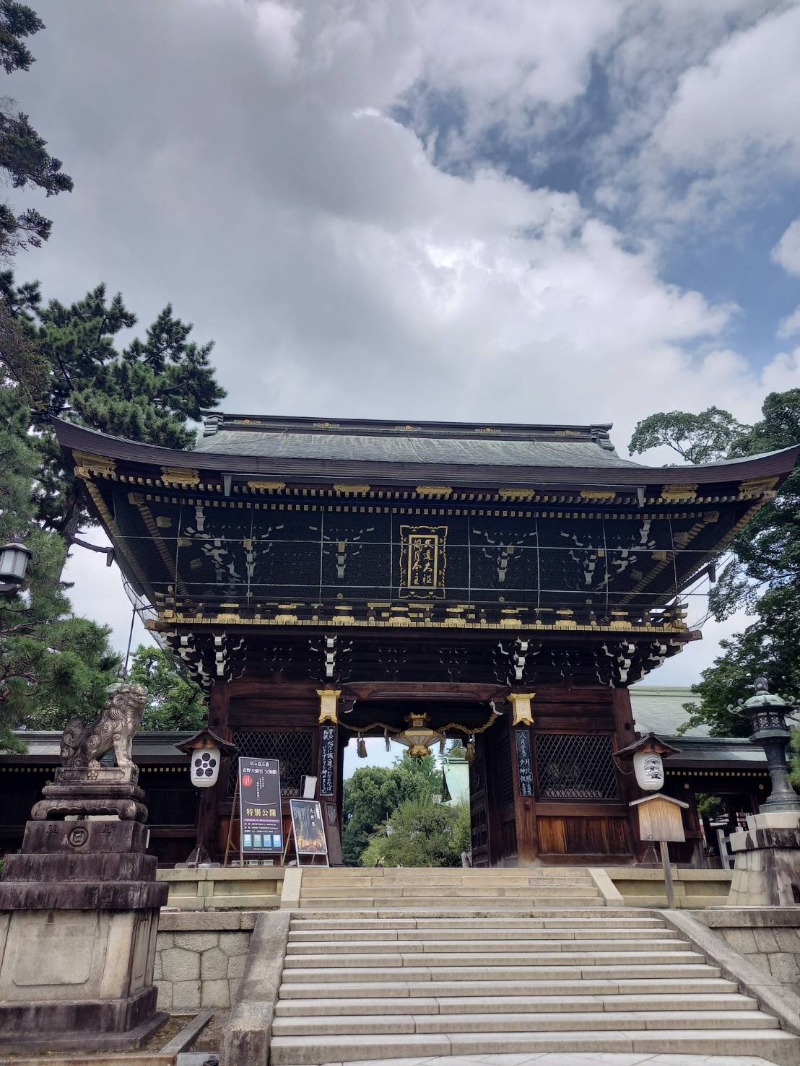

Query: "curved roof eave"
left=52, top=418, right=800, bottom=489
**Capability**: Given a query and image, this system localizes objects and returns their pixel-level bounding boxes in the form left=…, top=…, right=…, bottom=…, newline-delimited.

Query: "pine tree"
left=0, top=389, right=119, bottom=749
left=126, top=646, right=207, bottom=732
left=1, top=273, right=226, bottom=546
left=0, top=2, right=73, bottom=257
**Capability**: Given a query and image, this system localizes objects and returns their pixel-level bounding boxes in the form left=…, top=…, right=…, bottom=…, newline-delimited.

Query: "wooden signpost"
left=630, top=793, right=688, bottom=908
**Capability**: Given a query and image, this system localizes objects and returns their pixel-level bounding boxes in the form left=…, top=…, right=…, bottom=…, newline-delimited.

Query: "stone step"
left=269, top=1029, right=800, bottom=1066
left=301, top=868, right=595, bottom=878
left=299, top=887, right=601, bottom=900
left=275, top=992, right=758, bottom=1016
left=290, top=915, right=663, bottom=930
left=283, top=948, right=702, bottom=968
left=285, top=937, right=688, bottom=956
left=272, top=1008, right=777, bottom=1037
left=287, top=925, right=675, bottom=942
left=278, top=976, right=738, bottom=999
left=298, top=878, right=597, bottom=889
left=297, top=895, right=603, bottom=908
left=290, top=907, right=619, bottom=919
left=282, top=961, right=718, bottom=982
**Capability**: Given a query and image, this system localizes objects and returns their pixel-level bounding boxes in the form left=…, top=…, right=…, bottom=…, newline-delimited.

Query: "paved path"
left=177, top=1050, right=781, bottom=1065
left=302, top=1055, right=784, bottom=1066
left=177, top=1053, right=782, bottom=1066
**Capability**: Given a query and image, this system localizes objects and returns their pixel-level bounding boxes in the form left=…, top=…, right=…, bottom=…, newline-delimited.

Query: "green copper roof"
left=194, top=413, right=642, bottom=469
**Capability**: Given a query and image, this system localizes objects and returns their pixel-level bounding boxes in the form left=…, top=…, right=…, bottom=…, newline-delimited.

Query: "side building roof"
left=629, top=685, right=768, bottom=771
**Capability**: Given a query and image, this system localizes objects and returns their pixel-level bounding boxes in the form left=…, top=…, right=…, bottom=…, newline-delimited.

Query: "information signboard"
left=238, top=757, right=283, bottom=853
left=289, top=799, right=328, bottom=857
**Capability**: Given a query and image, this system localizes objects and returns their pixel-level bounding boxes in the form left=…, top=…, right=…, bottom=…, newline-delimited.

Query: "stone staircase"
left=270, top=906, right=800, bottom=1065
left=296, top=866, right=606, bottom=909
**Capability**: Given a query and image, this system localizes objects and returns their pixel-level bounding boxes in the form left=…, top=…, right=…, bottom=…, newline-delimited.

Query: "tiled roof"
left=629, top=686, right=711, bottom=738
left=1, top=731, right=191, bottom=764
left=194, top=414, right=640, bottom=469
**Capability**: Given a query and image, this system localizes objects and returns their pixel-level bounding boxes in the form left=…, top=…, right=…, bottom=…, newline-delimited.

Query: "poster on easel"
left=288, top=798, right=329, bottom=864
left=238, top=757, right=283, bottom=855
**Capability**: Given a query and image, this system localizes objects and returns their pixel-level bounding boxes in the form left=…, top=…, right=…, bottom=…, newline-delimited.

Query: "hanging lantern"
left=0, top=541, right=32, bottom=586
left=614, top=732, right=680, bottom=793
left=176, top=728, right=237, bottom=789
left=393, top=712, right=445, bottom=759
left=633, top=751, right=665, bottom=791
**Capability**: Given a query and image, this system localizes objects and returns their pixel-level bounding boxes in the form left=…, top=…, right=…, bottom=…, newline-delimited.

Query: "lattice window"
left=534, top=734, right=619, bottom=801
left=229, top=731, right=314, bottom=797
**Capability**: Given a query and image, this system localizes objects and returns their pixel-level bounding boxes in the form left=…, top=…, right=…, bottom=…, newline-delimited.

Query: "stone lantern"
left=727, top=678, right=800, bottom=906
left=743, top=678, right=800, bottom=813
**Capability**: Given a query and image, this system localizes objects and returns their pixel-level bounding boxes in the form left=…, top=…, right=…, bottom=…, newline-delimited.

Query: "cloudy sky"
left=9, top=0, right=800, bottom=700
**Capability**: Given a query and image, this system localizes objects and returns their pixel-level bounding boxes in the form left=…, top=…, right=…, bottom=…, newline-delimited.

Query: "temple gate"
left=54, top=414, right=799, bottom=865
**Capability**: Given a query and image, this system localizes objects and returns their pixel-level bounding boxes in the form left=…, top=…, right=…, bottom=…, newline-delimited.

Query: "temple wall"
left=154, top=911, right=256, bottom=1012
left=696, top=909, right=800, bottom=988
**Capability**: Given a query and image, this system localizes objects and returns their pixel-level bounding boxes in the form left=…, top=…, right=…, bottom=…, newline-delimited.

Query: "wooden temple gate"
left=54, top=413, right=799, bottom=865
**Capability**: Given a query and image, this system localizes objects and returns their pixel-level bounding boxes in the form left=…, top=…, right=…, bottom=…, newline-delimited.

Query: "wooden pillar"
left=198, top=680, right=230, bottom=861
left=508, top=693, right=538, bottom=864
left=317, top=689, right=344, bottom=865
left=612, top=685, right=644, bottom=862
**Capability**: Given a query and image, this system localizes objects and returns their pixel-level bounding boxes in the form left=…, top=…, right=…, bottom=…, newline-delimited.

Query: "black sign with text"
left=320, top=725, right=336, bottom=797
left=515, top=729, right=533, bottom=797
left=238, top=757, right=282, bottom=853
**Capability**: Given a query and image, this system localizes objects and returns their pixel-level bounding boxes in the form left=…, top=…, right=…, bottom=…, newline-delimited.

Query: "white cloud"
left=652, top=7, right=800, bottom=170
left=772, top=219, right=800, bottom=276
left=12, top=0, right=800, bottom=683
left=777, top=307, right=800, bottom=339
left=635, top=5, right=800, bottom=222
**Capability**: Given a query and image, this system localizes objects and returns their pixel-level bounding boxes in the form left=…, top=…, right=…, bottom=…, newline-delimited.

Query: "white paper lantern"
left=191, top=745, right=221, bottom=787
left=633, top=750, right=664, bottom=791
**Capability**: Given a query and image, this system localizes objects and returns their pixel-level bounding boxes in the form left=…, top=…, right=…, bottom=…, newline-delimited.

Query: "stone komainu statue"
left=60, top=682, right=148, bottom=771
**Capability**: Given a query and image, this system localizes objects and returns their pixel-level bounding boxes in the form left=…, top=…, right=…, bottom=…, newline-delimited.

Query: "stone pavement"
left=174, top=1052, right=784, bottom=1066
left=302, top=1055, right=786, bottom=1066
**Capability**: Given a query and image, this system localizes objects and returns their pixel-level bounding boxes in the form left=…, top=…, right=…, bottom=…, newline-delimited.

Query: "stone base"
left=0, top=814, right=167, bottom=1050
left=728, top=811, right=800, bottom=906
left=0, top=1005, right=168, bottom=1054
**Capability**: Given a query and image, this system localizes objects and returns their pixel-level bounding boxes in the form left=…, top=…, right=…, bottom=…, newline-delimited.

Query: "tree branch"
left=69, top=536, right=113, bottom=556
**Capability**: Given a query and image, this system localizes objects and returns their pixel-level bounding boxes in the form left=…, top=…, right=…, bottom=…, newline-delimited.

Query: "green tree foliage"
left=126, top=645, right=207, bottom=731
left=0, top=391, right=119, bottom=748
left=1, top=274, right=226, bottom=543
left=361, top=797, right=471, bottom=868
left=629, top=391, right=800, bottom=756
left=342, top=753, right=442, bottom=865
left=0, top=2, right=73, bottom=256
left=628, top=406, right=750, bottom=465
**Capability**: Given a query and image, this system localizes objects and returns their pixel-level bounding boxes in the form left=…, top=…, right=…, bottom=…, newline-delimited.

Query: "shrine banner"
left=238, top=757, right=283, bottom=853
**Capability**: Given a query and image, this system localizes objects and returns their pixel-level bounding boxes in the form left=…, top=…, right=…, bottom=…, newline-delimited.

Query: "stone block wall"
left=157, top=866, right=284, bottom=911
left=155, top=910, right=256, bottom=1012
left=696, top=909, right=800, bottom=988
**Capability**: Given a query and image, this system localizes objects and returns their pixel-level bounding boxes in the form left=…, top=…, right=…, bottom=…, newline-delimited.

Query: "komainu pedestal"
left=728, top=812, right=800, bottom=907
left=0, top=684, right=168, bottom=1052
